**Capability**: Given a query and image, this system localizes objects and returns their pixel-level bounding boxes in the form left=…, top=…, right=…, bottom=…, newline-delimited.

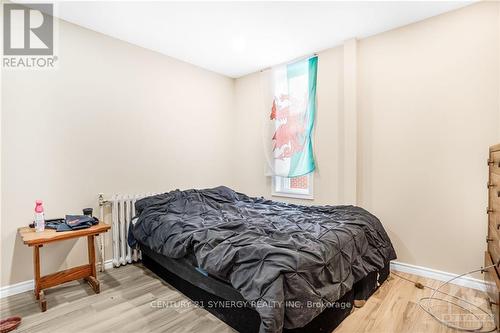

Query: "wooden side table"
left=18, top=223, right=111, bottom=311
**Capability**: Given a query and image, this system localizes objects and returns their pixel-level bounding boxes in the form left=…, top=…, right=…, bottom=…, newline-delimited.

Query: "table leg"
left=38, top=290, right=47, bottom=312
left=33, top=245, right=40, bottom=299
left=85, top=235, right=100, bottom=294
left=33, top=245, right=46, bottom=311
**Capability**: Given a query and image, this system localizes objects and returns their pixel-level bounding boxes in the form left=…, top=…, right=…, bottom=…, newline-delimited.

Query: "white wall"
left=357, top=1, right=499, bottom=275
left=233, top=2, right=500, bottom=275
left=1, top=18, right=235, bottom=286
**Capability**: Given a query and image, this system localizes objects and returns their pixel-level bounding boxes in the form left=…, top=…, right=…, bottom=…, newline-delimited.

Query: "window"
left=269, top=56, right=317, bottom=200
left=273, top=174, right=313, bottom=200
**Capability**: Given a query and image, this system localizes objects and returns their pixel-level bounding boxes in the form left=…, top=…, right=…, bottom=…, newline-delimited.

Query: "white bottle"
left=34, top=200, right=45, bottom=232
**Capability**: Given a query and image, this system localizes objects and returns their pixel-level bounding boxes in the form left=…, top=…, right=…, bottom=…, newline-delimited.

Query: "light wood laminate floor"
left=0, top=263, right=495, bottom=333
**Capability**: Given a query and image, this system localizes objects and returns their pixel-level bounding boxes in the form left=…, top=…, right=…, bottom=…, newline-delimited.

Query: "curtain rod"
left=259, top=53, right=318, bottom=73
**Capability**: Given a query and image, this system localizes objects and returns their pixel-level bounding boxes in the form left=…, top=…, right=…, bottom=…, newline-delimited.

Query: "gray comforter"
left=131, top=186, right=396, bottom=333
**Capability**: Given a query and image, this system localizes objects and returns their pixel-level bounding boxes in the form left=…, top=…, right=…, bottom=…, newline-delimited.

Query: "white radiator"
left=110, top=194, right=147, bottom=267
left=99, top=192, right=160, bottom=269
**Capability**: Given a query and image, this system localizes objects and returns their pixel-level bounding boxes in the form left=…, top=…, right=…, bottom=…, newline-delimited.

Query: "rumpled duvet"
left=131, top=186, right=396, bottom=333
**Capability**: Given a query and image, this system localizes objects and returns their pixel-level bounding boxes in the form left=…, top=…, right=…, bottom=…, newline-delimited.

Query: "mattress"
left=140, top=244, right=390, bottom=333
left=141, top=245, right=246, bottom=302
left=130, top=186, right=396, bottom=333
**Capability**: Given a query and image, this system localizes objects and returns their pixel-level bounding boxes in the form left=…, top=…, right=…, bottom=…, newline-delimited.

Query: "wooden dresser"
left=485, top=143, right=500, bottom=329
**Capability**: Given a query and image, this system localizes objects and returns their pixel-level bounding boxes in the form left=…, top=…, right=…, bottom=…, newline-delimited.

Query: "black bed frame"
left=140, top=245, right=390, bottom=333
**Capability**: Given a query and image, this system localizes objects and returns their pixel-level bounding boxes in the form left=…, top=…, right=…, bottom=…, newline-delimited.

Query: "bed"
left=129, top=186, right=396, bottom=333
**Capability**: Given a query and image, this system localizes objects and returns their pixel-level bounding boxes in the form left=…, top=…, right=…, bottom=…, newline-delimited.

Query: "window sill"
left=271, top=191, right=314, bottom=200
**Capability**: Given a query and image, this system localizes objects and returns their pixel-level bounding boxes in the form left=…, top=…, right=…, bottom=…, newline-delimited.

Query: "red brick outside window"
left=290, top=175, right=309, bottom=190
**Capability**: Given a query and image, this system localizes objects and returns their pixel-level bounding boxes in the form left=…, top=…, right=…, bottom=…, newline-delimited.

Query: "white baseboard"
left=391, top=261, right=486, bottom=292
left=103, top=259, right=114, bottom=270
left=0, top=279, right=35, bottom=299
left=0, top=259, right=114, bottom=299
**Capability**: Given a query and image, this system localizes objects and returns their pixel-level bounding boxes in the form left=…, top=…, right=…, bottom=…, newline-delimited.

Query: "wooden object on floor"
left=353, top=299, right=366, bottom=308
left=17, top=223, right=110, bottom=312
left=0, top=264, right=493, bottom=333
left=486, top=143, right=500, bottom=330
